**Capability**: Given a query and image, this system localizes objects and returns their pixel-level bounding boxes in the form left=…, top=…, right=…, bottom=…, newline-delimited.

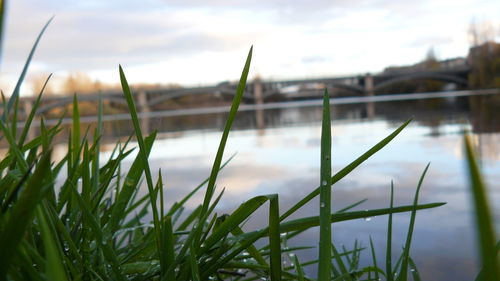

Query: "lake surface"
left=94, top=91, right=499, bottom=280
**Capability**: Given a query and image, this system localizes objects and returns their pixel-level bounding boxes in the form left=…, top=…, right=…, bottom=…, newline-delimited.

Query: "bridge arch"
left=374, top=73, right=468, bottom=91
left=147, top=88, right=254, bottom=107
left=327, top=83, right=364, bottom=95
left=37, top=95, right=127, bottom=114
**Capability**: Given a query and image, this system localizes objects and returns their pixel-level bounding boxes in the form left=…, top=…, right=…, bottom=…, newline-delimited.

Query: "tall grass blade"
left=189, top=244, right=201, bottom=281
left=0, top=119, right=29, bottom=172
left=275, top=202, right=445, bottom=234
left=197, top=46, right=252, bottom=236
left=163, top=216, right=176, bottom=272
left=293, top=254, right=305, bottom=281
left=10, top=96, right=18, bottom=138
left=268, top=194, right=282, bottom=281
left=386, top=181, right=395, bottom=281
left=18, top=74, right=52, bottom=147
left=408, top=257, right=421, bottom=281
left=475, top=241, right=500, bottom=281
left=71, top=94, right=80, bottom=164
left=36, top=206, right=69, bottom=281
left=231, top=226, right=268, bottom=266
left=107, top=132, right=156, bottom=233
left=2, top=17, right=53, bottom=121
left=397, top=163, right=430, bottom=281
left=119, top=65, right=163, bottom=271
left=369, top=236, right=380, bottom=281
left=337, top=199, right=368, bottom=213
left=464, top=135, right=500, bottom=280
left=0, top=0, right=6, bottom=62
left=331, top=243, right=350, bottom=280
left=91, top=93, right=103, bottom=193
left=318, top=89, right=332, bottom=280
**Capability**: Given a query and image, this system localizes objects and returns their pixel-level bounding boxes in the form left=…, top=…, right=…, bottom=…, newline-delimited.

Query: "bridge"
left=11, top=67, right=470, bottom=119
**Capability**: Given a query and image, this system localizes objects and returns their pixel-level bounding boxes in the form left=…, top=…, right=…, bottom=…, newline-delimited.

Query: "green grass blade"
left=386, top=181, right=395, bottom=281
left=119, top=65, right=163, bottom=271
left=107, top=132, right=156, bottom=233
left=336, top=199, right=367, bottom=213
left=331, top=243, right=350, bottom=280
left=292, top=254, right=305, bottom=281
left=276, top=202, right=445, bottom=234
left=196, top=46, right=252, bottom=241
left=71, top=94, right=80, bottom=164
left=475, top=241, right=500, bottom=281
left=398, top=163, right=429, bottom=281
left=318, top=89, right=332, bottom=280
left=0, top=119, right=29, bottom=172
left=0, top=151, right=52, bottom=277
left=3, top=17, right=53, bottom=121
left=10, top=96, right=18, bottom=138
left=280, top=119, right=412, bottom=221
left=163, top=216, right=176, bottom=272
left=91, top=93, right=103, bottom=193
left=189, top=244, right=201, bottom=281
left=231, top=226, right=268, bottom=266
left=268, top=194, right=282, bottom=281
left=18, top=74, right=52, bottom=147
left=176, top=205, right=202, bottom=231
left=369, top=236, right=380, bottom=281
left=0, top=0, right=5, bottom=61
left=45, top=203, right=83, bottom=266
left=408, top=257, right=421, bottom=281
left=464, top=135, right=500, bottom=280
left=36, top=206, right=69, bottom=281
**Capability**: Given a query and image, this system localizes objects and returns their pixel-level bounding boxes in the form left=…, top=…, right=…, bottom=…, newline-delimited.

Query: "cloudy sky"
left=1, top=0, right=499, bottom=94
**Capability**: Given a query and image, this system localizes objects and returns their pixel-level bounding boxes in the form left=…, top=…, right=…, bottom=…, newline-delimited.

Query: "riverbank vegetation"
left=0, top=9, right=498, bottom=281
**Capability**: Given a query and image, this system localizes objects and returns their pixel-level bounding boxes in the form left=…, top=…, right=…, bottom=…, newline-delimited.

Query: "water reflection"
left=94, top=92, right=500, bottom=281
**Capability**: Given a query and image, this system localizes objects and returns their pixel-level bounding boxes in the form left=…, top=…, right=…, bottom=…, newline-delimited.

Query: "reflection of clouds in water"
left=475, top=133, right=500, bottom=162
left=98, top=116, right=498, bottom=281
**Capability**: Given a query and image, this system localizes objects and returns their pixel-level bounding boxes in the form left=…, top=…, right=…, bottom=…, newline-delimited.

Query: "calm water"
left=94, top=92, right=498, bottom=280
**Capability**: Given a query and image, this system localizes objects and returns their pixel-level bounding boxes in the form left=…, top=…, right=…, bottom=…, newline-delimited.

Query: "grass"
left=0, top=10, right=498, bottom=281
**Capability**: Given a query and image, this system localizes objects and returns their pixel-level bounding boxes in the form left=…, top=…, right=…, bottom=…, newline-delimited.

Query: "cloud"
left=2, top=0, right=499, bottom=88
left=4, top=3, right=259, bottom=72
left=409, top=36, right=455, bottom=48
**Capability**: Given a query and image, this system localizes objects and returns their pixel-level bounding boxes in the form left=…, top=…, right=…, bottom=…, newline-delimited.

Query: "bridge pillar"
left=137, top=91, right=150, bottom=113
left=253, top=77, right=265, bottom=132
left=364, top=74, right=374, bottom=96
left=137, top=91, right=150, bottom=134
left=21, top=100, right=37, bottom=140
left=364, top=74, right=375, bottom=118
left=253, top=77, right=264, bottom=105
left=22, top=99, right=33, bottom=119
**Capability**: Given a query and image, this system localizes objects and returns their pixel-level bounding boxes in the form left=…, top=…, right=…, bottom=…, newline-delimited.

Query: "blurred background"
left=0, top=0, right=499, bottom=93
left=1, top=1, right=499, bottom=281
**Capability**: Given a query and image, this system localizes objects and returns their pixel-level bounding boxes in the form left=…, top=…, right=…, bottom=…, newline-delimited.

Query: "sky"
left=1, top=0, right=499, bottom=95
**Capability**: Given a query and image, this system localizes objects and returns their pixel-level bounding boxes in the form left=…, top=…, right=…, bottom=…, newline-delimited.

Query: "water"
left=63, top=92, right=500, bottom=280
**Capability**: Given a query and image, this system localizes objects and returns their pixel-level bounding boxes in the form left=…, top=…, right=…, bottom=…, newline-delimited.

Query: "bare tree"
left=60, top=72, right=119, bottom=95
left=468, top=19, right=497, bottom=47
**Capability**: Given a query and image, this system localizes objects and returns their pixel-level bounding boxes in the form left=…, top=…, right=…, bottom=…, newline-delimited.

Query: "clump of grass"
left=8, top=11, right=500, bottom=281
